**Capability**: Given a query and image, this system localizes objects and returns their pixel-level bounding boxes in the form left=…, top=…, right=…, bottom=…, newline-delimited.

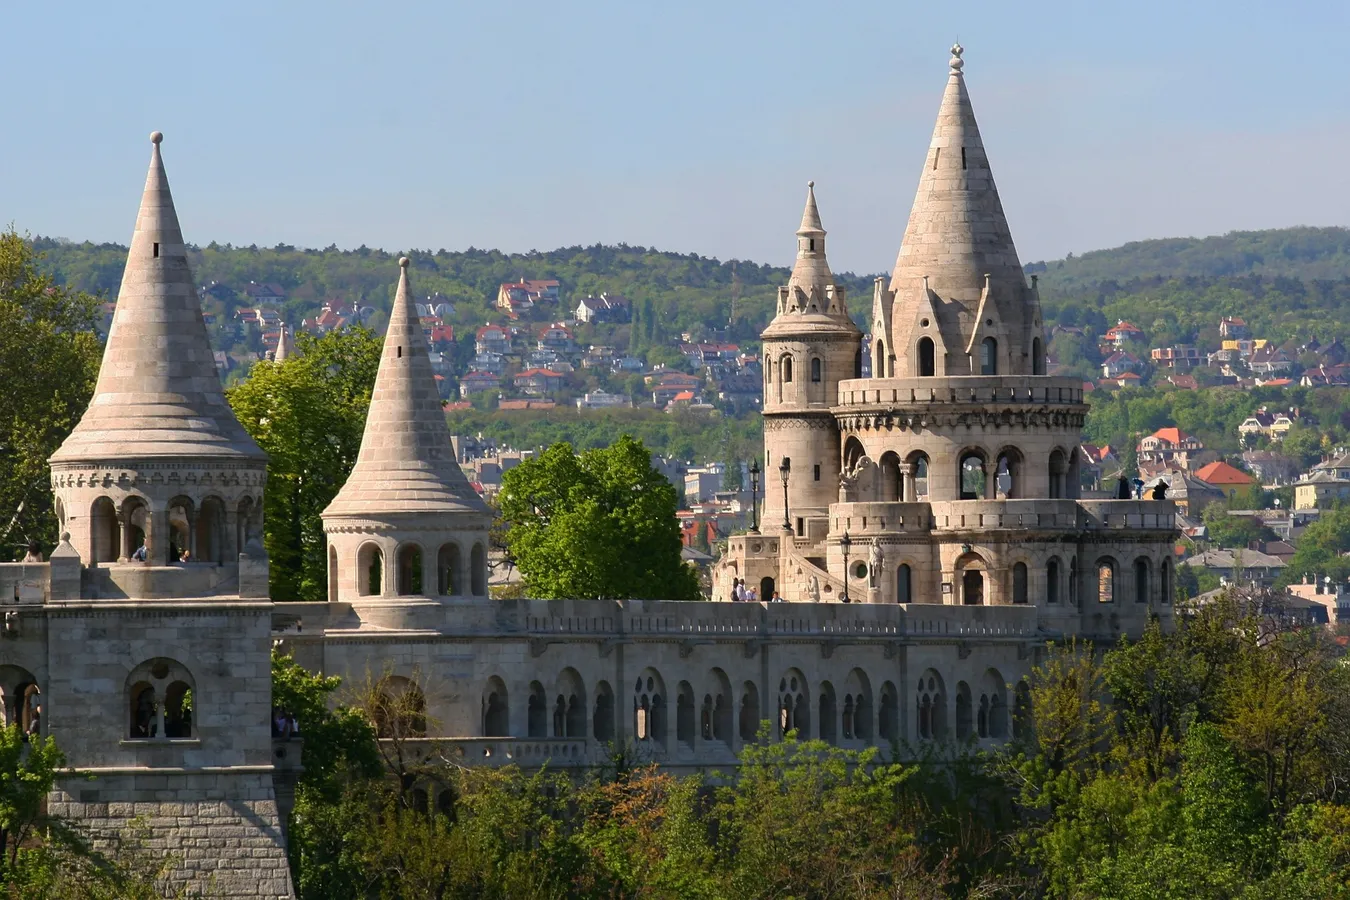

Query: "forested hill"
left=31, top=238, right=877, bottom=344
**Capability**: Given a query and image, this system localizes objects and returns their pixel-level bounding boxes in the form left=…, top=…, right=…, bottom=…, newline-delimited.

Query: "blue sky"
left=3, top=0, right=1348, bottom=273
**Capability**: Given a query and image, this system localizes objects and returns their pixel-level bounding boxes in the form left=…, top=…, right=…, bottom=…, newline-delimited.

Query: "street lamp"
left=749, top=459, right=761, bottom=533
left=840, top=531, right=852, bottom=603
left=778, top=457, right=791, bottom=533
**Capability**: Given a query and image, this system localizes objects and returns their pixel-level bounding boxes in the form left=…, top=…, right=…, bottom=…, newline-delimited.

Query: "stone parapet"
left=835, top=375, right=1085, bottom=409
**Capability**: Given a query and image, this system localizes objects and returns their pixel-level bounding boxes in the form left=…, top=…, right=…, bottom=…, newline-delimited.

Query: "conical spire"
left=797, top=181, right=824, bottom=236
left=886, top=46, right=1041, bottom=376
left=51, top=132, right=263, bottom=462
left=785, top=181, right=837, bottom=304
left=324, top=258, right=486, bottom=518
left=274, top=325, right=295, bottom=362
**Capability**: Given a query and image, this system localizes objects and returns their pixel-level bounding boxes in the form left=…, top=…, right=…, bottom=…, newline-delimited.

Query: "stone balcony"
left=827, top=498, right=1174, bottom=536
left=835, top=375, right=1086, bottom=411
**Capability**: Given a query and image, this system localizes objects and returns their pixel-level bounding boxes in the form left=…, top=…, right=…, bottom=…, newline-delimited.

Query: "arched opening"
left=1013, top=681, right=1033, bottom=742
left=818, top=682, right=837, bottom=745
left=164, top=681, right=193, bottom=738
left=708, top=669, right=733, bottom=743
left=996, top=448, right=1024, bottom=499
left=0, top=668, right=40, bottom=735
left=896, top=563, right=911, bottom=604
left=1162, top=559, right=1174, bottom=605
left=917, top=337, right=935, bottom=377
left=482, top=677, right=509, bottom=736
left=962, top=569, right=985, bottom=606
left=1013, top=562, right=1028, bottom=605
left=558, top=669, right=586, bottom=738
left=739, top=682, right=760, bottom=742
left=810, top=357, right=821, bottom=383
left=879, top=682, right=899, bottom=742
left=357, top=542, right=384, bottom=597
left=854, top=346, right=862, bottom=379
left=978, top=693, right=989, bottom=738
left=845, top=670, right=872, bottom=741
left=1135, top=558, right=1150, bottom=604
left=121, top=496, right=148, bottom=561
left=700, top=694, right=713, bottom=740
left=397, top=544, right=424, bottom=596
left=879, top=452, right=902, bottom=502
left=167, top=496, right=194, bottom=562
left=196, top=496, right=226, bottom=564
left=91, top=497, right=119, bottom=563
left=634, top=670, right=665, bottom=746
left=916, top=670, right=946, bottom=740
left=1046, top=557, right=1061, bottom=605
left=759, top=576, right=774, bottom=601
left=873, top=338, right=886, bottom=378
left=955, top=682, right=973, bottom=739
left=1032, top=337, right=1045, bottom=375
left=980, top=337, right=997, bottom=375
left=1097, top=559, right=1116, bottom=604
left=552, top=695, right=566, bottom=737
left=983, top=670, right=1008, bottom=739
left=959, top=451, right=987, bottom=500
left=528, top=682, right=547, bottom=737
left=1069, top=556, right=1079, bottom=606
left=676, top=682, right=696, bottom=747
left=843, top=436, right=866, bottom=473
left=782, top=355, right=793, bottom=384
left=908, top=453, right=930, bottom=501
left=470, top=543, right=487, bottom=596
left=593, top=681, right=615, bottom=742
left=1048, top=450, right=1067, bottom=500
left=130, top=682, right=157, bottom=738
left=374, top=676, right=426, bottom=739
left=843, top=697, right=856, bottom=740
left=437, top=543, right=462, bottom=596
left=777, top=670, right=809, bottom=739
left=328, top=544, right=339, bottom=603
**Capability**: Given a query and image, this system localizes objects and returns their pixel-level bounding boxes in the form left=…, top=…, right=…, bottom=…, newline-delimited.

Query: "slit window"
left=813, top=464, right=820, bottom=482
left=961, top=147, right=967, bottom=169
left=397, top=346, right=402, bottom=358
left=933, top=147, right=940, bottom=169
left=152, top=242, right=159, bottom=258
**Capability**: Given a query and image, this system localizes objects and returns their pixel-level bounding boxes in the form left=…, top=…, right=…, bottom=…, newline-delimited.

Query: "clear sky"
left=3, top=0, right=1348, bottom=274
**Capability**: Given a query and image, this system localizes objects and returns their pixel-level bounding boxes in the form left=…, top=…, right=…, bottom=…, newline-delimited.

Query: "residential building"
left=1219, top=317, right=1251, bottom=340
left=495, top=278, right=560, bottom=314
left=684, top=466, right=724, bottom=504
left=458, top=371, right=500, bottom=398
left=1240, top=450, right=1299, bottom=485
left=1183, top=548, right=1286, bottom=586
left=1101, top=350, right=1142, bottom=378
left=1292, top=471, right=1350, bottom=510
left=576, top=390, right=632, bottom=410
left=574, top=293, right=631, bottom=324
left=474, top=324, right=512, bottom=356
left=1248, top=344, right=1294, bottom=376
left=1137, top=427, right=1205, bottom=471
left=1103, top=320, right=1145, bottom=348
left=1193, top=460, right=1256, bottom=499
left=536, top=323, right=576, bottom=354
left=513, top=368, right=565, bottom=395
left=1141, top=470, right=1226, bottom=516
left=1310, top=450, right=1350, bottom=480
left=1151, top=345, right=1202, bottom=369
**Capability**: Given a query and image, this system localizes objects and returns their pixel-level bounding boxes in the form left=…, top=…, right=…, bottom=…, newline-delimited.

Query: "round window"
left=853, top=562, right=868, bottom=579
left=920, top=318, right=930, bottom=327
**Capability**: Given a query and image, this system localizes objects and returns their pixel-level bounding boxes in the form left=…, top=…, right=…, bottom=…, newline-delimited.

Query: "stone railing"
left=829, top=502, right=932, bottom=534
left=1078, top=499, right=1176, bottom=530
left=835, top=375, right=1085, bottom=409
left=398, top=737, right=594, bottom=768
left=929, top=499, right=1081, bottom=531
left=0, top=564, right=49, bottom=603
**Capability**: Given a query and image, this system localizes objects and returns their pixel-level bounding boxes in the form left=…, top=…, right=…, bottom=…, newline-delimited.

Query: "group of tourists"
left=729, top=578, right=783, bottom=603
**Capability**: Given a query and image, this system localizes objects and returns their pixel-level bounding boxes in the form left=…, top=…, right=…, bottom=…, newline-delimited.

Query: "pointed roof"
left=274, top=325, right=295, bottom=362
left=787, top=181, right=833, bottom=297
left=51, top=133, right=263, bottom=463
left=763, top=182, right=858, bottom=340
left=324, top=258, right=487, bottom=519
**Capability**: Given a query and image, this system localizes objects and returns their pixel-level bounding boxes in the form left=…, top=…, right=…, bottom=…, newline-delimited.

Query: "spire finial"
left=150, top=131, right=163, bottom=145
left=808, top=180, right=815, bottom=189
left=399, top=256, right=410, bottom=269
left=949, top=43, right=964, bottom=73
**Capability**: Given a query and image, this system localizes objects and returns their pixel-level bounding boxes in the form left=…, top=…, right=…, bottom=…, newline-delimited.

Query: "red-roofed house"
left=1101, top=350, right=1142, bottom=379
left=475, top=324, right=511, bottom=355
left=1194, top=460, right=1255, bottom=490
left=428, top=325, right=455, bottom=347
left=1138, top=427, right=1205, bottom=470
left=496, top=278, right=560, bottom=313
left=458, top=371, right=501, bottom=398
left=1104, top=320, right=1145, bottom=348
left=514, top=368, right=565, bottom=395
left=536, top=323, right=575, bottom=354
left=1220, top=317, right=1250, bottom=339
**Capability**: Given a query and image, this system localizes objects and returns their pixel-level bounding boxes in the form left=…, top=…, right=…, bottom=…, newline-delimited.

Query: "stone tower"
left=43, top=133, right=293, bottom=897
left=760, top=183, right=862, bottom=543
left=322, top=257, right=492, bottom=623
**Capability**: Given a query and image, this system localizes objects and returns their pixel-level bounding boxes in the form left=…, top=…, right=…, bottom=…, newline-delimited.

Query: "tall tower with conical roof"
left=42, top=134, right=293, bottom=898
left=760, top=183, right=862, bottom=542
left=884, top=44, right=1046, bottom=379
left=323, top=258, right=492, bottom=613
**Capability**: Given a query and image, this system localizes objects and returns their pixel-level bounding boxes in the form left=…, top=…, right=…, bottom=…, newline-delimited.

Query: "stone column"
left=222, top=507, right=239, bottom=562
left=984, top=459, right=997, bottom=499
left=900, top=463, right=914, bottom=502
left=422, top=547, right=437, bottom=599
left=147, top=508, right=171, bottom=566
left=119, top=511, right=132, bottom=562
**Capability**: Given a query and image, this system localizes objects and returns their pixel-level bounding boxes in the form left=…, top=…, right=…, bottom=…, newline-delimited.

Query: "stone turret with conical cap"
left=887, top=45, right=1045, bottom=378
left=274, top=325, right=295, bottom=362
left=323, top=258, right=489, bottom=604
left=760, top=183, right=860, bottom=538
left=52, top=133, right=264, bottom=463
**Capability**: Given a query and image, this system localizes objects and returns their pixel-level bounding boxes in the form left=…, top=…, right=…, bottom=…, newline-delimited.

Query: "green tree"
left=227, top=328, right=382, bottom=600
left=499, top=435, right=701, bottom=600
left=0, top=230, right=103, bottom=559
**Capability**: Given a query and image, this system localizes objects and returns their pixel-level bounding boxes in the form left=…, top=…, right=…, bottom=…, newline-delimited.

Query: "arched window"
left=810, top=357, right=822, bottom=383
left=818, top=683, right=837, bottom=745
left=854, top=347, right=862, bottom=378
left=437, top=543, right=462, bottom=596
left=879, top=452, right=902, bottom=502
left=397, top=543, right=423, bottom=596
left=778, top=671, right=809, bottom=739
left=1162, top=559, right=1174, bottom=605
left=122, top=496, right=149, bottom=562
left=1097, top=559, right=1116, bottom=604
left=713, top=691, right=731, bottom=742
left=1032, top=337, right=1045, bottom=375
left=593, top=681, right=615, bottom=742
left=482, top=677, right=509, bottom=736
left=917, top=337, right=936, bottom=377
left=167, top=496, right=194, bottom=562
left=897, top=564, right=911, bottom=604
left=1135, top=558, right=1150, bottom=604
left=963, top=569, right=984, bottom=605
left=470, top=543, right=487, bottom=596
left=633, top=670, right=665, bottom=746
left=528, top=682, right=547, bottom=737
left=1046, top=558, right=1061, bottom=605
left=842, top=695, right=855, bottom=741
left=126, top=658, right=194, bottom=741
left=358, top=543, right=384, bottom=597
left=873, top=338, right=886, bottom=378
left=996, top=448, right=1023, bottom=499
left=1069, top=557, right=1079, bottom=606
left=1048, top=450, right=1066, bottom=499
left=782, top=355, right=793, bottom=383
left=959, top=452, right=987, bottom=500
left=700, top=694, right=713, bottom=740
left=980, top=337, right=997, bottom=375
left=1013, top=562, right=1028, bottom=604
left=91, top=497, right=119, bottom=563
left=739, top=682, right=760, bottom=742
left=328, top=544, right=339, bottom=603
left=911, top=454, right=930, bottom=501
left=196, top=496, right=226, bottom=564
left=676, top=682, right=696, bottom=746
left=955, top=683, right=973, bottom=739
left=879, top=682, right=899, bottom=741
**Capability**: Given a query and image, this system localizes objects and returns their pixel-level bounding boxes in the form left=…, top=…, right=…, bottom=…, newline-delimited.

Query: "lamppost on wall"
left=779, top=457, right=791, bottom=533
left=840, top=531, right=852, bottom=604
left=749, top=459, right=760, bottom=533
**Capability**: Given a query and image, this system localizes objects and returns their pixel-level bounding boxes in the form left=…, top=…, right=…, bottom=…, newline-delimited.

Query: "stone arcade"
left=3, top=46, right=1174, bottom=898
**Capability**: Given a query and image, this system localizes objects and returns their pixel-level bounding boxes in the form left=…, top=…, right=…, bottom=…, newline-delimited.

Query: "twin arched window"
left=127, top=658, right=194, bottom=740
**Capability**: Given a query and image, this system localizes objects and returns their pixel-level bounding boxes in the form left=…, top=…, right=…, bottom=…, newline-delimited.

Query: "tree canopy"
left=498, top=435, right=700, bottom=601
left=226, top=327, right=382, bottom=600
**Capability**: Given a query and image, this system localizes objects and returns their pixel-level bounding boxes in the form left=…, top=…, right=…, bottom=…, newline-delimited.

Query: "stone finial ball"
left=399, top=256, right=410, bottom=268
left=808, top=180, right=815, bottom=189
left=150, top=131, right=163, bottom=144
